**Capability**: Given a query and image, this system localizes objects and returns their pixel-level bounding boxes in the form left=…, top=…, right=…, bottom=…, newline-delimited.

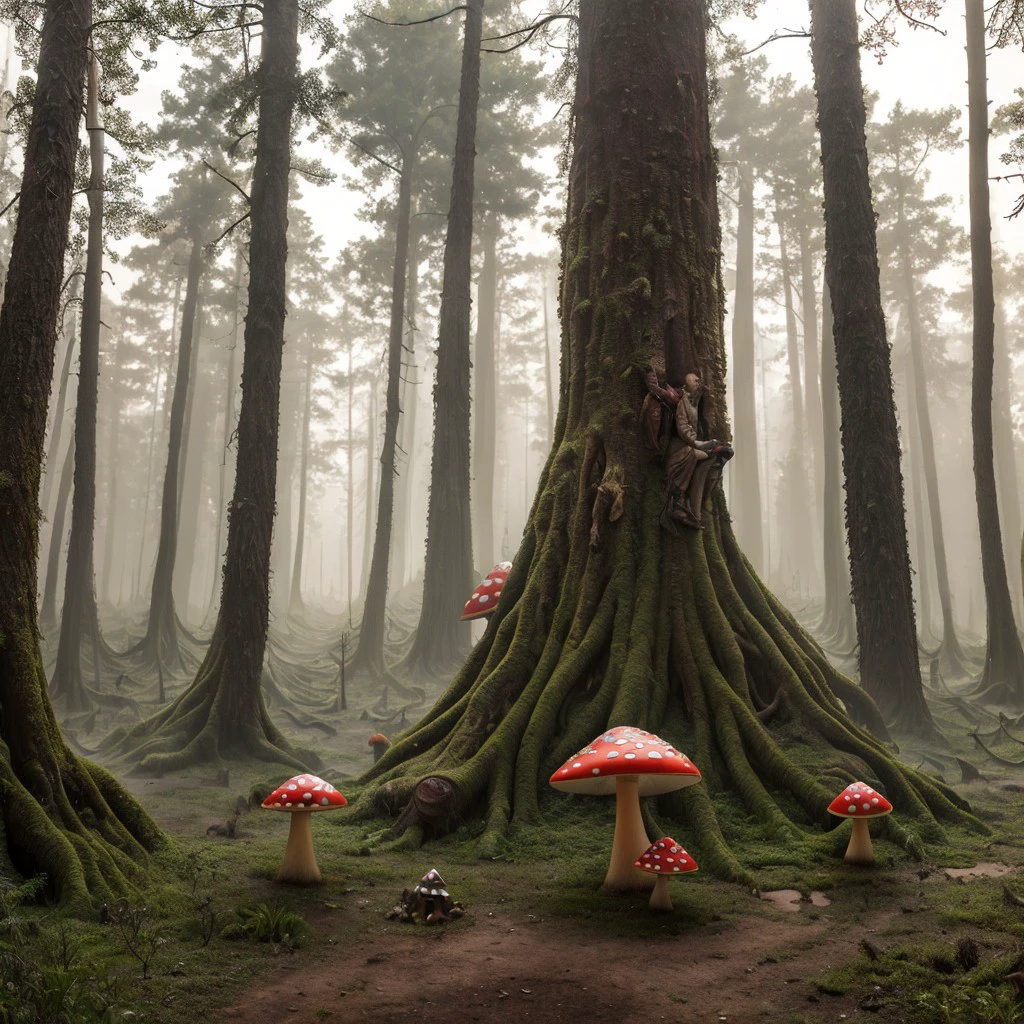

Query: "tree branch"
left=739, top=28, right=811, bottom=57
left=203, top=160, right=251, bottom=203
left=359, top=5, right=467, bottom=27
left=207, top=210, right=251, bottom=248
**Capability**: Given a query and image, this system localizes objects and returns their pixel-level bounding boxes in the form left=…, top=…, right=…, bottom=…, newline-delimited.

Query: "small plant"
left=0, top=875, right=45, bottom=944
left=111, top=902, right=165, bottom=979
left=221, top=901, right=308, bottom=948
left=184, top=894, right=228, bottom=947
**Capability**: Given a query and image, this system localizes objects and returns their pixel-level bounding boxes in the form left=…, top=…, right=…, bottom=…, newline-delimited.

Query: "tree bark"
left=406, top=0, right=484, bottom=672
left=50, top=53, right=106, bottom=713
left=40, top=437, right=75, bottom=631
left=40, top=297, right=80, bottom=522
left=0, top=0, right=162, bottom=906
left=358, top=0, right=972, bottom=866
left=110, top=0, right=307, bottom=771
left=99, top=326, right=125, bottom=605
left=994, top=299, right=1023, bottom=626
left=289, top=348, right=314, bottom=613
left=965, top=0, right=1024, bottom=702
left=729, top=164, right=763, bottom=572
left=810, top=0, right=936, bottom=737
left=798, top=223, right=823, bottom=540
left=354, top=151, right=416, bottom=674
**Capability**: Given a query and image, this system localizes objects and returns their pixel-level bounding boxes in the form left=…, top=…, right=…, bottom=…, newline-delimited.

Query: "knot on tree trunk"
left=590, top=465, right=626, bottom=550
left=413, top=776, right=458, bottom=832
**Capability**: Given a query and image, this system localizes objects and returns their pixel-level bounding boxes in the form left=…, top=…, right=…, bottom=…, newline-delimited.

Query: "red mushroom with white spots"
left=549, top=726, right=701, bottom=891
left=460, top=561, right=512, bottom=620
left=261, top=773, right=347, bottom=883
left=827, top=781, right=893, bottom=865
left=635, top=837, right=698, bottom=910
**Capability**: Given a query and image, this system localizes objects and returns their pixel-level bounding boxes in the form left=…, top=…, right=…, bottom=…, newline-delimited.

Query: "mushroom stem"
left=844, top=816, right=875, bottom=866
left=277, top=811, right=322, bottom=884
left=603, top=776, right=654, bottom=891
left=648, top=875, right=673, bottom=911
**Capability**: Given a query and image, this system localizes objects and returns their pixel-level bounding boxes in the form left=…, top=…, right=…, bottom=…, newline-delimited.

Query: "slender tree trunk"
left=100, top=327, right=125, bottom=605
left=903, top=358, right=934, bottom=639
left=355, top=153, right=416, bottom=674
left=40, top=437, right=75, bottom=631
left=730, top=164, right=763, bottom=572
left=819, top=283, right=854, bottom=643
left=134, top=238, right=203, bottom=670
left=40, top=300, right=79, bottom=521
left=359, top=0, right=974, bottom=866
left=289, top=349, right=314, bottom=614
left=407, top=0, right=484, bottom=671
left=472, top=215, right=499, bottom=568
left=965, top=0, right=1024, bottom=701
left=798, top=223, right=823, bottom=541
left=362, top=381, right=377, bottom=598
left=50, top=55, right=106, bottom=712
left=0, top=0, right=162, bottom=906
left=542, top=270, right=556, bottom=449
left=112, top=1, right=306, bottom=771
left=810, top=0, right=936, bottom=737
left=899, top=222, right=966, bottom=675
left=346, top=337, right=355, bottom=625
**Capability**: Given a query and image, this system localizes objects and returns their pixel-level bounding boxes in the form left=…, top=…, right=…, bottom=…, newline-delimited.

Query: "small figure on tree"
left=643, top=367, right=733, bottom=531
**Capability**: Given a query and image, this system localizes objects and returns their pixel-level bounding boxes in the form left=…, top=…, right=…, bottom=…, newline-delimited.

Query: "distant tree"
left=0, top=0, right=162, bottom=907
left=809, top=0, right=937, bottom=737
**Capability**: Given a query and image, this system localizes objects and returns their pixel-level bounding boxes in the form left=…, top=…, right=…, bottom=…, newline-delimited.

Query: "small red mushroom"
left=549, top=726, right=701, bottom=891
left=460, top=561, right=512, bottom=620
left=261, top=774, right=347, bottom=883
left=635, top=837, right=698, bottom=911
left=368, top=733, right=390, bottom=762
left=827, top=781, right=893, bottom=865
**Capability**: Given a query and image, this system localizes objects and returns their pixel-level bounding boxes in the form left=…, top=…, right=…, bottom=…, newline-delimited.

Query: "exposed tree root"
left=105, top=626, right=314, bottom=774
left=353, top=469, right=982, bottom=881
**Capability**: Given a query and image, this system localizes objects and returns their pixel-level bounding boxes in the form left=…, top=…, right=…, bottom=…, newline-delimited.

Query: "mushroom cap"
left=261, top=774, right=347, bottom=812
left=635, top=837, right=698, bottom=875
left=460, top=561, right=512, bottom=621
left=548, top=726, right=701, bottom=795
left=368, top=733, right=390, bottom=747
left=412, top=867, right=449, bottom=899
left=827, top=781, right=893, bottom=818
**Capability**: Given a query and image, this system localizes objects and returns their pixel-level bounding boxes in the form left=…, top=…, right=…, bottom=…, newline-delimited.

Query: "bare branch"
left=359, top=5, right=467, bottom=28
left=207, top=210, right=252, bottom=249
left=0, top=191, right=20, bottom=218
left=739, top=28, right=811, bottom=57
left=203, top=160, right=251, bottom=203
left=481, top=12, right=576, bottom=53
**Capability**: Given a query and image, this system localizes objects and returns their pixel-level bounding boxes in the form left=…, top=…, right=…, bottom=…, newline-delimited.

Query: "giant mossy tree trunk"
left=50, top=54, right=107, bottom=714
left=109, top=0, right=307, bottom=772
left=810, top=0, right=937, bottom=738
left=965, top=0, right=1024, bottom=703
left=405, top=0, right=484, bottom=673
left=357, top=0, right=974, bottom=874
left=0, top=0, right=162, bottom=908
left=130, top=237, right=203, bottom=673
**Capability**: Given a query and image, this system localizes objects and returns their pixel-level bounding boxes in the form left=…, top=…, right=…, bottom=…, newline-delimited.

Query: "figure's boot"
left=687, top=460, right=715, bottom=526
left=662, top=488, right=703, bottom=531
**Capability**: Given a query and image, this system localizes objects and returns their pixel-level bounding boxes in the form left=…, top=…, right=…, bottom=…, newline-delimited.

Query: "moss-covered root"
left=0, top=739, right=164, bottom=914
left=105, top=629, right=310, bottom=775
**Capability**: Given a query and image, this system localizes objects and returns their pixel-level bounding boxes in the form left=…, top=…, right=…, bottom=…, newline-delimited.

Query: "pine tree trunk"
left=132, top=238, right=203, bottom=670
left=729, top=164, right=763, bottom=572
left=898, top=223, right=966, bottom=675
left=40, top=437, right=75, bottom=631
left=110, top=0, right=308, bottom=772
left=361, top=381, right=377, bottom=600
left=542, top=270, right=556, bottom=449
left=819, top=283, right=855, bottom=644
left=472, top=215, right=499, bottom=569
left=0, top=0, right=162, bottom=906
left=355, top=153, right=416, bottom=674
left=810, top=0, right=936, bottom=737
left=798, top=223, right=823, bottom=541
left=289, top=349, right=314, bottom=613
left=100, top=327, right=125, bottom=605
left=346, top=337, right=355, bottom=624
left=993, top=300, right=1022, bottom=625
left=965, top=0, right=1024, bottom=702
left=40, top=300, right=80, bottom=521
left=903, top=358, right=934, bottom=639
left=406, top=0, right=484, bottom=672
left=50, top=55, right=106, bottom=712
left=359, top=0, right=972, bottom=865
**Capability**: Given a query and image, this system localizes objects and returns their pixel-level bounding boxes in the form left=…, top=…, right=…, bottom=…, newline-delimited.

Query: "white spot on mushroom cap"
left=288, top=784, right=297, bottom=791
left=303, top=792, right=313, bottom=800
left=591, top=768, right=601, bottom=775
left=648, top=751, right=662, bottom=759
left=572, top=762, right=582, bottom=769
left=624, top=752, right=636, bottom=760
left=607, top=751, right=619, bottom=759
left=321, top=797, right=330, bottom=806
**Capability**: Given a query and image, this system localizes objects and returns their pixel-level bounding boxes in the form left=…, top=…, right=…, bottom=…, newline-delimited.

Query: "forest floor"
left=15, top=607, right=1024, bottom=1024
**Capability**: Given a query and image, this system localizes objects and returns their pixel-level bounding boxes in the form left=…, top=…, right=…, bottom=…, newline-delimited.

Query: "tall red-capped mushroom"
left=549, top=727, right=701, bottom=891
left=261, top=774, right=347, bottom=883
left=827, top=781, right=893, bottom=865
left=635, top=837, right=698, bottom=911
left=460, top=561, right=512, bottom=620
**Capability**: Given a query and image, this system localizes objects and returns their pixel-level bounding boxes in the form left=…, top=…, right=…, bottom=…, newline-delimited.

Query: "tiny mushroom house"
left=460, top=561, right=512, bottom=620
left=261, top=773, right=347, bottom=883
left=827, top=781, right=893, bottom=865
left=549, top=726, right=701, bottom=891
left=635, top=837, right=698, bottom=911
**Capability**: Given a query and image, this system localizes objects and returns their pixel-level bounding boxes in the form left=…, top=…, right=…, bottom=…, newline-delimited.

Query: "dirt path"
left=223, top=902, right=895, bottom=1023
